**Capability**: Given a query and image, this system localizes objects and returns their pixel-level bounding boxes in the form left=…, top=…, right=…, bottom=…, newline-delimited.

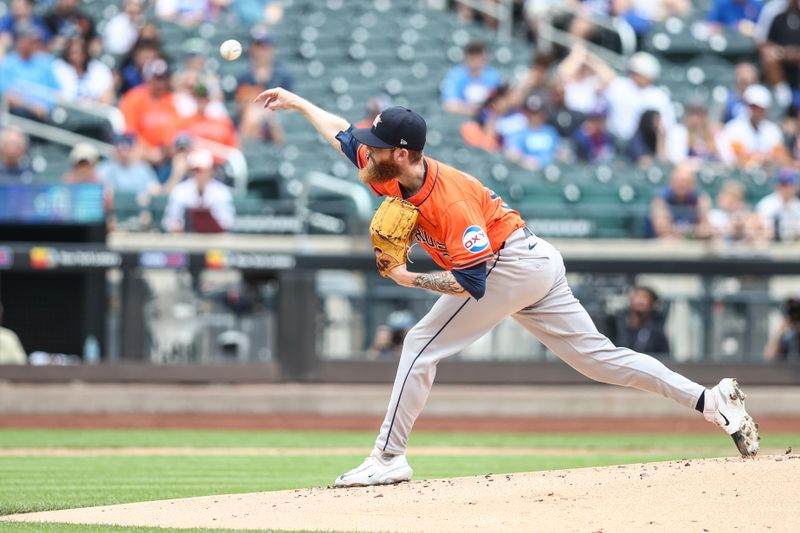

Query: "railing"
left=0, top=84, right=249, bottom=193
left=450, top=0, right=515, bottom=41
left=537, top=6, right=637, bottom=71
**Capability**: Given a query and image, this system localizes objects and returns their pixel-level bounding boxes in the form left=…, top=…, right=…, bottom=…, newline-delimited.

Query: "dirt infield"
left=4, top=456, right=799, bottom=532
left=2, top=413, right=799, bottom=432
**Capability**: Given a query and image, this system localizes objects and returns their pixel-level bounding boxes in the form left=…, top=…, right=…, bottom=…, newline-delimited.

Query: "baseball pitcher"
left=254, top=88, right=760, bottom=487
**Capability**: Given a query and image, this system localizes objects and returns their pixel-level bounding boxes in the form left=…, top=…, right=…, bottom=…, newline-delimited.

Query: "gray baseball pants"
left=375, top=227, right=706, bottom=455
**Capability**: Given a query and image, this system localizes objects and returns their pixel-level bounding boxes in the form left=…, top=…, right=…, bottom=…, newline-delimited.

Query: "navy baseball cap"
left=351, top=106, right=426, bottom=151
left=776, top=168, right=799, bottom=185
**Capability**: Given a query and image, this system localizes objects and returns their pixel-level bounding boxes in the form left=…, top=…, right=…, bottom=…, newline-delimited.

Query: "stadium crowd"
left=0, top=0, right=797, bottom=241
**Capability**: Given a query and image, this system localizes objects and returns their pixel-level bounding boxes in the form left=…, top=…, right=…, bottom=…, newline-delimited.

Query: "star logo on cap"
left=373, top=114, right=382, bottom=128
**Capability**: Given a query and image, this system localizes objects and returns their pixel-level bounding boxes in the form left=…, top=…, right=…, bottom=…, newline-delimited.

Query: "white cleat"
left=703, top=378, right=760, bottom=457
left=334, top=452, right=413, bottom=487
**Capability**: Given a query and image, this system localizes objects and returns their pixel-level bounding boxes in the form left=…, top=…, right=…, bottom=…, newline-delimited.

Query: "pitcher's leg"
left=375, top=251, right=560, bottom=455
left=374, top=294, right=507, bottom=454
left=514, top=273, right=705, bottom=409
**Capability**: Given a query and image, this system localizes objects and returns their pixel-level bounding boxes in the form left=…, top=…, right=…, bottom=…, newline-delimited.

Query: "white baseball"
left=219, top=39, right=242, bottom=61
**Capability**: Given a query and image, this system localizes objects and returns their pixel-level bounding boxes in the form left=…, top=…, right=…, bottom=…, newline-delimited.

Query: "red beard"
left=360, top=157, right=401, bottom=185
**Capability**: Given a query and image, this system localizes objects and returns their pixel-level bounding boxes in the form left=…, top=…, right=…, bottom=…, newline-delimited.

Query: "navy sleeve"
left=335, top=125, right=361, bottom=168
left=451, top=261, right=488, bottom=300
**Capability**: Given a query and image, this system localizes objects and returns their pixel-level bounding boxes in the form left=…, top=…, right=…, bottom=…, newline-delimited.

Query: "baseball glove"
left=369, top=196, right=420, bottom=277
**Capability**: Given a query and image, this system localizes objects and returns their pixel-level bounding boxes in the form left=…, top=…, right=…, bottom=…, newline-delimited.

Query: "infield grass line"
left=2, top=429, right=798, bottom=450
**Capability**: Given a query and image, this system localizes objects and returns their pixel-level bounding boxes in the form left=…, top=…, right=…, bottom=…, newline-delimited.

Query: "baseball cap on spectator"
left=743, top=84, right=771, bottom=109
left=112, top=132, right=137, bottom=146
left=143, top=59, right=170, bottom=81
left=187, top=149, right=214, bottom=170
left=250, top=26, right=274, bottom=46
left=351, top=106, right=426, bottom=151
left=193, top=83, right=209, bottom=98
left=775, top=168, right=799, bottom=186
left=70, top=143, right=99, bottom=164
left=628, top=52, right=661, bottom=81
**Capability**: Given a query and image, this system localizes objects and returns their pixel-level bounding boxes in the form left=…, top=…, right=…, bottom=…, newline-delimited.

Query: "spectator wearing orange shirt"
left=181, top=83, right=239, bottom=150
left=118, top=59, right=180, bottom=165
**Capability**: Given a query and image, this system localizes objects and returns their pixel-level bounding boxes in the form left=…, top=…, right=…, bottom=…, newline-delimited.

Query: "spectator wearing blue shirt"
left=0, top=0, right=51, bottom=51
left=572, top=101, right=616, bottom=163
left=0, top=126, right=36, bottom=183
left=504, top=95, right=560, bottom=170
left=706, top=0, right=763, bottom=33
left=649, top=163, right=712, bottom=240
left=98, top=133, right=161, bottom=197
left=0, top=22, right=60, bottom=120
left=441, top=41, right=502, bottom=116
left=236, top=26, right=293, bottom=140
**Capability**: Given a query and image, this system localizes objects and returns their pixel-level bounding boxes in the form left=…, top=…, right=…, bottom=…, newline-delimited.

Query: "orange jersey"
left=119, top=86, right=181, bottom=149
left=355, top=145, right=525, bottom=270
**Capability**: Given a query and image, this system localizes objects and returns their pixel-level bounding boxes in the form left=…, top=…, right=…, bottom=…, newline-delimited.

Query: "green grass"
left=3, top=428, right=797, bottom=450
left=0, top=428, right=797, bottom=533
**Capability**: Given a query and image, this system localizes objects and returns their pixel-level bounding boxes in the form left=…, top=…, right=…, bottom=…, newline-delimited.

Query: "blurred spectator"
left=649, top=163, right=712, bottom=239
left=102, top=0, right=145, bottom=56
left=159, top=133, right=193, bottom=192
left=0, top=0, right=51, bottom=52
left=0, top=126, right=35, bottom=182
left=181, top=83, right=239, bottom=149
left=783, top=105, right=800, bottom=163
left=98, top=133, right=160, bottom=197
left=617, top=0, right=691, bottom=38
left=119, top=59, right=182, bottom=165
left=627, top=109, right=667, bottom=165
left=572, top=101, right=616, bottom=163
left=557, top=43, right=615, bottom=115
left=44, top=0, right=99, bottom=56
left=354, top=95, right=393, bottom=129
left=235, top=27, right=292, bottom=141
left=173, top=42, right=225, bottom=116
left=504, top=94, right=560, bottom=170
left=754, top=0, right=786, bottom=45
left=63, top=143, right=101, bottom=184
left=441, top=40, right=502, bottom=116
left=760, top=0, right=800, bottom=108
left=705, top=0, right=763, bottom=35
left=764, top=296, right=800, bottom=361
left=367, top=311, right=415, bottom=361
left=602, top=52, right=675, bottom=141
left=667, top=100, right=721, bottom=163
left=53, top=36, right=114, bottom=104
left=756, top=168, right=800, bottom=240
left=717, top=84, right=787, bottom=167
left=155, top=0, right=222, bottom=26
left=117, top=37, right=164, bottom=94
left=0, top=22, right=59, bottom=120
left=709, top=180, right=769, bottom=243
left=722, top=62, right=759, bottom=123
left=609, top=286, right=670, bottom=359
left=233, top=0, right=284, bottom=25
left=162, top=149, right=234, bottom=232
left=461, top=84, right=527, bottom=151
left=0, top=304, right=26, bottom=364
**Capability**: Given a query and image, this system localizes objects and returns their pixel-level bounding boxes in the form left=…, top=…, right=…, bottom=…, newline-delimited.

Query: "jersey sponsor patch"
left=462, top=225, right=489, bottom=254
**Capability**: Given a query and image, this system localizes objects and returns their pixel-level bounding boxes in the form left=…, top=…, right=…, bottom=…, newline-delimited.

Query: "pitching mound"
left=4, top=456, right=799, bottom=532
